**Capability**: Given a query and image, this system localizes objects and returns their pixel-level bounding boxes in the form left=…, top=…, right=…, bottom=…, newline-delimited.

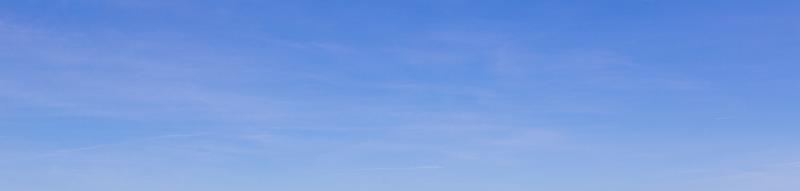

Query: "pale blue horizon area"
left=2, top=1, right=800, bottom=191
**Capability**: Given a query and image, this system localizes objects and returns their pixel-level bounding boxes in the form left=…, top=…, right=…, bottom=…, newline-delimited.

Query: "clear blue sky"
left=2, top=1, right=799, bottom=191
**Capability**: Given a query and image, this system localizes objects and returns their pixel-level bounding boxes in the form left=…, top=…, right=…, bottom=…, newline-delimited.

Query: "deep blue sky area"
left=2, top=1, right=800, bottom=191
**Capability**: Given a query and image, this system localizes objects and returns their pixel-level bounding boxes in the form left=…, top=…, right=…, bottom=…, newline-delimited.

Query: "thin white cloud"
left=41, top=133, right=209, bottom=157
left=354, top=165, right=445, bottom=172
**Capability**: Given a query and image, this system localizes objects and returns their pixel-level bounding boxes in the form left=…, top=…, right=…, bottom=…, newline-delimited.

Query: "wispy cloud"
left=353, top=165, right=445, bottom=172
left=42, top=133, right=208, bottom=156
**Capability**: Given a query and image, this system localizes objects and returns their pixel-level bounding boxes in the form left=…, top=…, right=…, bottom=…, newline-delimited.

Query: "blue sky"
left=1, top=0, right=800, bottom=190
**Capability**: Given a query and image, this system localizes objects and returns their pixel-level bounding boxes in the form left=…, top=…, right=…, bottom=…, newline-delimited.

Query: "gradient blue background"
left=2, top=1, right=800, bottom=191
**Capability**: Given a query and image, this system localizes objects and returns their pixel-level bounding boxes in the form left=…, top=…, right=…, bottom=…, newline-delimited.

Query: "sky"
left=1, top=0, right=800, bottom=191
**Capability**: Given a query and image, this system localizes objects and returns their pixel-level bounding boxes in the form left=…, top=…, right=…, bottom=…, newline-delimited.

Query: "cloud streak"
left=353, top=165, right=446, bottom=172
